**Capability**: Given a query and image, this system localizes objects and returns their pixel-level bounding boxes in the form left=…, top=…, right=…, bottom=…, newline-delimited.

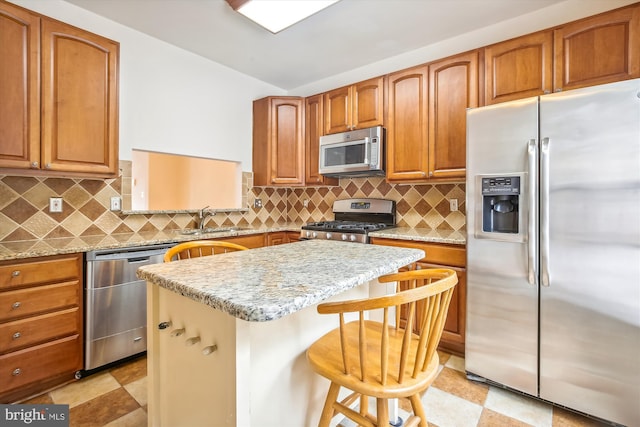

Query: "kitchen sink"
left=177, top=227, right=247, bottom=235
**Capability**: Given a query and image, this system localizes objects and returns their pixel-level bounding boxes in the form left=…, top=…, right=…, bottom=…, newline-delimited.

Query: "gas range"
left=300, top=199, right=396, bottom=243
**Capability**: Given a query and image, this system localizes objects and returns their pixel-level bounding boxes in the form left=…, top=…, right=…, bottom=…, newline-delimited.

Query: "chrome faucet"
left=197, top=206, right=215, bottom=230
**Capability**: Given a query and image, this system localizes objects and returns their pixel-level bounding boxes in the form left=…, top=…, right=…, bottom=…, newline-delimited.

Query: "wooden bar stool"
left=163, top=240, right=248, bottom=262
left=306, top=268, right=458, bottom=427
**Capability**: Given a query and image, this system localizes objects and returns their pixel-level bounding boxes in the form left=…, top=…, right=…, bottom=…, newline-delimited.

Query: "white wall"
left=291, top=0, right=638, bottom=96
left=13, top=0, right=284, bottom=170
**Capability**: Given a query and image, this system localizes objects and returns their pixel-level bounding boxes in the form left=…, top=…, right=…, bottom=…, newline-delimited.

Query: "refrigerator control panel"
left=481, top=177, right=520, bottom=195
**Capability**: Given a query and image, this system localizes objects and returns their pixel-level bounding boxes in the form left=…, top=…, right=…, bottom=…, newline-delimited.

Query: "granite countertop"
left=0, top=225, right=465, bottom=262
left=137, top=239, right=425, bottom=322
left=369, top=227, right=466, bottom=245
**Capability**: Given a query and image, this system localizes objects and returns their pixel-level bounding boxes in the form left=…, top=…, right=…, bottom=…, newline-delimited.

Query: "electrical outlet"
left=49, top=197, right=63, bottom=213
left=254, top=198, right=262, bottom=208
left=303, top=199, right=309, bottom=208
left=449, top=199, right=458, bottom=212
left=110, top=196, right=122, bottom=211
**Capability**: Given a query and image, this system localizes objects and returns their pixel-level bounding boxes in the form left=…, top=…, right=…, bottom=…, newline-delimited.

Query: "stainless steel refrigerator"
left=465, top=78, right=640, bottom=426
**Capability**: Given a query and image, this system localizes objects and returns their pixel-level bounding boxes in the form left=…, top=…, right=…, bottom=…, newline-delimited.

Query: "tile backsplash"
left=0, top=161, right=465, bottom=242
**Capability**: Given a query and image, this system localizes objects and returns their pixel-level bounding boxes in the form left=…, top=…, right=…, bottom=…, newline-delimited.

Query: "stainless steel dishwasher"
left=85, top=243, right=175, bottom=371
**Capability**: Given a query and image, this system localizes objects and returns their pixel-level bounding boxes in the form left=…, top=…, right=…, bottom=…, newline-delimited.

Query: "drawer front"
left=370, top=238, right=466, bottom=267
left=0, top=334, right=81, bottom=395
left=0, top=307, right=80, bottom=354
left=0, top=254, right=81, bottom=291
left=0, top=281, right=80, bottom=322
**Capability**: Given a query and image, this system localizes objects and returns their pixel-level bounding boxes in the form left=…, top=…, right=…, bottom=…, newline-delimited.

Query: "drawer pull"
left=11, top=302, right=21, bottom=310
left=202, top=345, right=218, bottom=355
left=12, top=368, right=21, bottom=376
left=133, top=336, right=142, bottom=342
left=170, top=328, right=185, bottom=337
left=185, top=336, right=201, bottom=346
left=11, top=270, right=20, bottom=277
left=12, top=332, right=21, bottom=340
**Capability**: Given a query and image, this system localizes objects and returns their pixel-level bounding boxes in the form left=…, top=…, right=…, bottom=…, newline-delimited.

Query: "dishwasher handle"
left=128, top=257, right=153, bottom=264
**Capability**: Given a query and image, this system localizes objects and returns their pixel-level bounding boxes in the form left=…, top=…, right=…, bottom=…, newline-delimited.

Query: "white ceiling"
left=65, top=0, right=566, bottom=90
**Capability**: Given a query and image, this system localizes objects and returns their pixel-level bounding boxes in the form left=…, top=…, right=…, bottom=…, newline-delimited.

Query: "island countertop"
left=137, top=239, right=424, bottom=322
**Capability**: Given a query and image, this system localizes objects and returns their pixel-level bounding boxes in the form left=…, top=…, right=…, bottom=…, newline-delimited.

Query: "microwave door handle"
left=363, top=137, right=370, bottom=163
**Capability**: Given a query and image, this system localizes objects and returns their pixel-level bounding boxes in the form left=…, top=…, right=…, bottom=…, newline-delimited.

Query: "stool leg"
left=318, top=382, right=341, bottom=427
left=409, top=394, right=428, bottom=427
left=376, top=398, right=389, bottom=427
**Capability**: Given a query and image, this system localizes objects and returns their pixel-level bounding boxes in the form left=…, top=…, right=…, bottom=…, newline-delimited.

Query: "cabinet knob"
left=11, top=270, right=20, bottom=277
left=202, top=345, right=218, bottom=355
left=45, top=163, right=52, bottom=169
left=428, top=171, right=433, bottom=177
left=158, top=321, right=172, bottom=330
left=170, top=328, right=185, bottom=337
left=12, top=368, right=21, bottom=376
left=185, top=336, right=201, bottom=346
left=30, top=162, right=38, bottom=168
left=11, top=302, right=21, bottom=310
left=12, top=332, right=21, bottom=340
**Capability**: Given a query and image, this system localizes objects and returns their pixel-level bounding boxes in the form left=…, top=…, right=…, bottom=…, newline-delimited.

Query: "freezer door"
left=539, top=79, right=640, bottom=426
left=465, top=97, right=539, bottom=396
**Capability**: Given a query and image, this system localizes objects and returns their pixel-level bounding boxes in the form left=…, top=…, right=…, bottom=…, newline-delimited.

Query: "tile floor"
left=21, top=352, right=610, bottom=427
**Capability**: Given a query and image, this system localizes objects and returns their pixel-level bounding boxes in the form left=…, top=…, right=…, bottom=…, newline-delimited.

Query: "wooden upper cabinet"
left=0, top=2, right=119, bottom=178
left=324, top=76, right=384, bottom=134
left=253, top=97, right=305, bottom=186
left=484, top=31, right=553, bottom=105
left=385, top=65, right=429, bottom=182
left=428, top=51, right=478, bottom=179
left=304, top=95, right=337, bottom=186
left=41, top=18, right=119, bottom=176
left=0, top=3, right=40, bottom=170
left=554, top=5, right=640, bottom=92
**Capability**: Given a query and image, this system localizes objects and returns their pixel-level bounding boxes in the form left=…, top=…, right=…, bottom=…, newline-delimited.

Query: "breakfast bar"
left=137, top=240, right=424, bottom=427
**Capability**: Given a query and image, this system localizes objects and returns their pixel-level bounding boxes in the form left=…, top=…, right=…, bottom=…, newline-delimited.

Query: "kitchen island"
left=137, top=240, right=424, bottom=427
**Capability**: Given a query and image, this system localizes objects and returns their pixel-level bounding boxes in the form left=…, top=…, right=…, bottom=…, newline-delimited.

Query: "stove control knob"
left=312, top=232, right=317, bottom=239
left=326, top=233, right=332, bottom=240
left=341, top=234, right=348, bottom=241
left=305, top=231, right=312, bottom=238
left=349, top=235, right=357, bottom=242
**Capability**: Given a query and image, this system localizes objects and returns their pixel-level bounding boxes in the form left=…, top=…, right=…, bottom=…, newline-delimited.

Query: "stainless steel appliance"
left=300, top=198, right=395, bottom=243
left=465, top=79, right=640, bottom=426
left=319, top=126, right=385, bottom=177
left=85, top=243, right=175, bottom=371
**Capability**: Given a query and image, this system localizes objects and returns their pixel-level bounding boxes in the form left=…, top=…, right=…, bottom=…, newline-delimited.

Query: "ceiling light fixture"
left=227, top=0, right=339, bottom=34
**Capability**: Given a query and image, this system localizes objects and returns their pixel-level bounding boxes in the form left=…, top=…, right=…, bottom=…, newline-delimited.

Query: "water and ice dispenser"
left=476, top=176, right=522, bottom=240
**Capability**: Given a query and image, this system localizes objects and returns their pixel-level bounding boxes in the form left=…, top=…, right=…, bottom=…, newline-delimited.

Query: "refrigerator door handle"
left=527, top=139, right=538, bottom=286
left=540, top=137, right=551, bottom=287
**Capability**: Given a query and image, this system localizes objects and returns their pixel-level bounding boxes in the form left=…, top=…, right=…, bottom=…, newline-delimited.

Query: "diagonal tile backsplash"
left=0, top=161, right=465, bottom=242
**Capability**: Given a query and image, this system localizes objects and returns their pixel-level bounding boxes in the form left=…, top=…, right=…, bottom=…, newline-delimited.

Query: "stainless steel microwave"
left=318, top=126, right=385, bottom=177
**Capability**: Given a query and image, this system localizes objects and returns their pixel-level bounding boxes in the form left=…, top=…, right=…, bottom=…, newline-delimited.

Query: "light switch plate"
left=110, top=196, right=122, bottom=211
left=49, top=197, right=63, bottom=213
left=449, top=199, right=458, bottom=212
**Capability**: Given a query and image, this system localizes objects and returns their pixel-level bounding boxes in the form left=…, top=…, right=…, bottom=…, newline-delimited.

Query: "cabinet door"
left=40, top=18, right=119, bottom=176
left=324, top=85, right=351, bottom=134
left=270, top=98, right=304, bottom=185
left=416, top=262, right=466, bottom=355
left=428, top=51, right=478, bottom=179
left=266, top=232, right=288, bottom=246
left=351, top=76, right=384, bottom=130
left=386, top=65, right=429, bottom=181
left=305, top=95, right=338, bottom=186
left=0, top=3, right=40, bottom=170
left=554, top=5, right=639, bottom=92
left=484, top=31, right=553, bottom=105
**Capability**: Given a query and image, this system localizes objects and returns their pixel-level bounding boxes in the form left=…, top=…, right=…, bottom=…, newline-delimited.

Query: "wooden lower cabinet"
left=0, top=253, right=83, bottom=403
left=370, top=238, right=466, bottom=355
left=218, top=234, right=266, bottom=249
